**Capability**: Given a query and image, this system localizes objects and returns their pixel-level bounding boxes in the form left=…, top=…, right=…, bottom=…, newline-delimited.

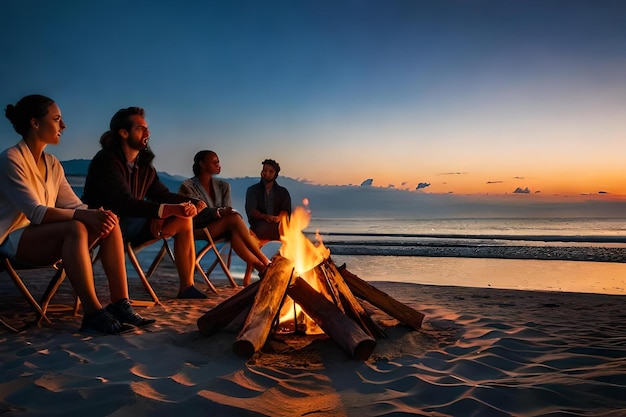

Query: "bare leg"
left=161, top=216, right=196, bottom=292
left=229, top=234, right=267, bottom=271
left=243, top=237, right=272, bottom=286
left=16, top=221, right=102, bottom=314
left=205, top=213, right=270, bottom=271
left=95, top=223, right=129, bottom=302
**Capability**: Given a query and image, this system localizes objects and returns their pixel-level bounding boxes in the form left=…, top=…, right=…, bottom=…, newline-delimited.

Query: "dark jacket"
left=83, top=146, right=193, bottom=218
left=245, top=180, right=291, bottom=240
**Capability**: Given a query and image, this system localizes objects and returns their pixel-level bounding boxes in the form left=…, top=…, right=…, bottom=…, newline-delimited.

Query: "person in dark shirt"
left=82, top=107, right=207, bottom=299
left=245, top=159, right=291, bottom=241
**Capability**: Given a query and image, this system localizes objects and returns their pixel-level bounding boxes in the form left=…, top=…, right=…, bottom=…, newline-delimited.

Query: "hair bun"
left=4, top=104, right=16, bottom=121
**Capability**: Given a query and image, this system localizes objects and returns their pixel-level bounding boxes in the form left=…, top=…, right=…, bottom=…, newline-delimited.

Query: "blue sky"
left=2, top=0, right=626, bottom=196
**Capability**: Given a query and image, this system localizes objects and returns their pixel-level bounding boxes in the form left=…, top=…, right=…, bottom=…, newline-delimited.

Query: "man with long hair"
left=83, top=107, right=208, bottom=298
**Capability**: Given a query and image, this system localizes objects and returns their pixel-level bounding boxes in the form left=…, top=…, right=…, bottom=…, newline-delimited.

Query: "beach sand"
left=1, top=263, right=626, bottom=417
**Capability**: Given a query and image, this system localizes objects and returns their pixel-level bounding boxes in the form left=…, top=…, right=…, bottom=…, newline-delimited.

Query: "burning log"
left=315, top=259, right=387, bottom=340
left=233, top=255, right=294, bottom=358
left=197, top=280, right=260, bottom=336
left=337, top=264, right=425, bottom=330
left=287, top=276, right=376, bottom=360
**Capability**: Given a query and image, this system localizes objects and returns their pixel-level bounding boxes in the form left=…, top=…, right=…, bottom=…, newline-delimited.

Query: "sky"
left=1, top=0, right=626, bottom=197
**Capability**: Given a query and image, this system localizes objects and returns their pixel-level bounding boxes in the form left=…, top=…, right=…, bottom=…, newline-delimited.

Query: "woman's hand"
left=99, top=209, right=117, bottom=237
left=195, top=200, right=207, bottom=213
left=217, top=206, right=237, bottom=218
left=74, top=208, right=118, bottom=238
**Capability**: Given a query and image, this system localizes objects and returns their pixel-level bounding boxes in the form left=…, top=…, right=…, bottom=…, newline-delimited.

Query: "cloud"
left=513, top=187, right=531, bottom=194
left=416, top=182, right=431, bottom=190
left=486, top=180, right=503, bottom=184
left=360, top=179, right=373, bottom=187
left=513, top=176, right=525, bottom=180
left=438, top=172, right=468, bottom=176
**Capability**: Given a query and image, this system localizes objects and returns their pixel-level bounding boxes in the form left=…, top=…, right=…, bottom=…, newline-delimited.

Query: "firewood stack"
left=197, top=255, right=425, bottom=360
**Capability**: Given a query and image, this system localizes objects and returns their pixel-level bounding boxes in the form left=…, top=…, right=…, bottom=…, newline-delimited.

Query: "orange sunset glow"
left=1, top=2, right=625, bottom=202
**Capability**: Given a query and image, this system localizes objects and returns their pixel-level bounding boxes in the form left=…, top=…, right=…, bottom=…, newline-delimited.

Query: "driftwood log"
left=288, top=276, right=376, bottom=360
left=316, top=259, right=386, bottom=339
left=337, top=263, right=425, bottom=330
left=233, top=255, right=294, bottom=357
left=197, top=280, right=260, bottom=336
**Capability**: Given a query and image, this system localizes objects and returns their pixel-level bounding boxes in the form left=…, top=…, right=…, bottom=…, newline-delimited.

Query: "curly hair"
left=262, top=158, right=280, bottom=177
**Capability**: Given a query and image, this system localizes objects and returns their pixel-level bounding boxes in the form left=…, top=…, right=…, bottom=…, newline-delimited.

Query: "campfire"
left=197, top=205, right=425, bottom=360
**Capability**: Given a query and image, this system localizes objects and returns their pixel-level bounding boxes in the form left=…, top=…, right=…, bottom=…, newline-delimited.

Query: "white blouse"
left=0, top=140, right=86, bottom=243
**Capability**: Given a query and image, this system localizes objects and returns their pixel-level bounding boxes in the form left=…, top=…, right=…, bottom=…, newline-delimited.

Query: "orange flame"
left=279, top=206, right=329, bottom=275
left=276, top=203, right=328, bottom=334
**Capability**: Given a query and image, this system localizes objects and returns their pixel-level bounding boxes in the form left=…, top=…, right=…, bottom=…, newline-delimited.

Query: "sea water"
left=308, top=216, right=626, bottom=239
left=306, top=217, right=626, bottom=295
left=140, top=217, right=626, bottom=296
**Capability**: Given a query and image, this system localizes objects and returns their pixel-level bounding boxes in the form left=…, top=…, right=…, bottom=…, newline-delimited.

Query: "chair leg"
left=146, top=240, right=169, bottom=279
left=3, top=258, right=50, bottom=325
left=0, top=260, right=22, bottom=331
left=194, top=239, right=219, bottom=293
left=204, top=256, right=220, bottom=278
left=194, top=260, right=218, bottom=294
left=125, top=242, right=161, bottom=305
left=214, top=247, right=237, bottom=288
left=0, top=317, right=20, bottom=333
left=199, top=229, right=237, bottom=288
left=163, top=238, right=176, bottom=262
left=37, top=267, right=67, bottom=327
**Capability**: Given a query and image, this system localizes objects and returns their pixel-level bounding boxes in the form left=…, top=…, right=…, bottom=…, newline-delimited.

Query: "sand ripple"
left=2, top=269, right=626, bottom=416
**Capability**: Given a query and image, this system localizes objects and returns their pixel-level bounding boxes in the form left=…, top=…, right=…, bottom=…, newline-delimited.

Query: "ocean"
left=135, top=216, right=626, bottom=296
left=307, top=216, right=626, bottom=239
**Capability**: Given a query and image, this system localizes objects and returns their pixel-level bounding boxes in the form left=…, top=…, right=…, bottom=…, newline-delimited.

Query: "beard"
left=127, top=136, right=148, bottom=151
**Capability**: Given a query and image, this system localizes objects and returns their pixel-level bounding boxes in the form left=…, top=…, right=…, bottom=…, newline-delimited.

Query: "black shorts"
left=120, top=217, right=154, bottom=247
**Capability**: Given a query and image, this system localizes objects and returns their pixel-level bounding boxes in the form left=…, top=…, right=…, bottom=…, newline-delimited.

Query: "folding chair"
left=123, top=238, right=170, bottom=305
left=131, top=227, right=237, bottom=295
left=69, top=237, right=162, bottom=317
left=0, top=255, right=67, bottom=332
left=194, top=227, right=238, bottom=293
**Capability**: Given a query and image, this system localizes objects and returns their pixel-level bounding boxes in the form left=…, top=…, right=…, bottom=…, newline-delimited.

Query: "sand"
left=2, top=264, right=626, bottom=417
